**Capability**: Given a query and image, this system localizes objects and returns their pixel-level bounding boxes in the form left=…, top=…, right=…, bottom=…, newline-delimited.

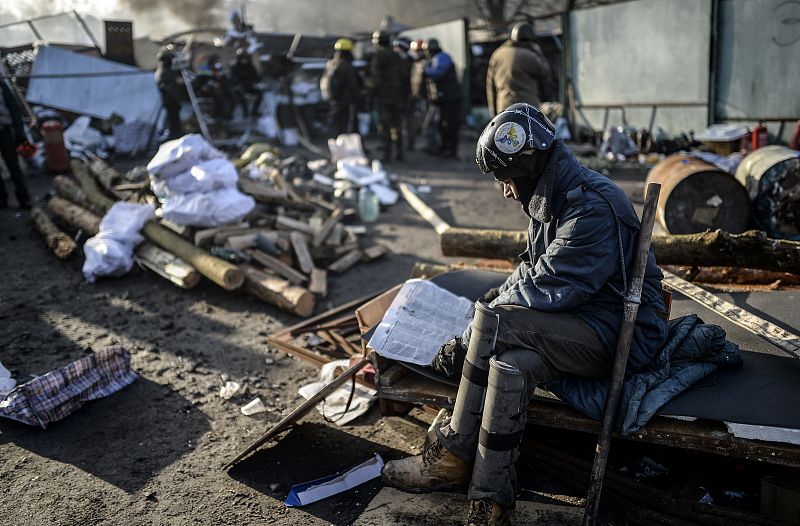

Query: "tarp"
left=26, top=45, right=160, bottom=123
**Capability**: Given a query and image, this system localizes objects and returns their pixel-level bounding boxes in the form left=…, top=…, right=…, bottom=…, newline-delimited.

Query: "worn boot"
left=381, top=438, right=472, bottom=493
left=466, top=498, right=511, bottom=526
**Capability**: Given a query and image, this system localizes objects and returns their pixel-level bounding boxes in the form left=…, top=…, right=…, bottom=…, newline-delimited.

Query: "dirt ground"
left=0, top=142, right=646, bottom=525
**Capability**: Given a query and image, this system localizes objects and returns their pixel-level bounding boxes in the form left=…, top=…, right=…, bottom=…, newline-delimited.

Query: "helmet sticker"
left=494, top=122, right=526, bottom=154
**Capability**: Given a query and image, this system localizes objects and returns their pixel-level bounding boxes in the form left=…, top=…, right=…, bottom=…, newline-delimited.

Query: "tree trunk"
left=440, top=228, right=800, bottom=274
left=240, top=264, right=315, bottom=317
left=46, top=196, right=101, bottom=235
left=30, top=207, right=77, bottom=259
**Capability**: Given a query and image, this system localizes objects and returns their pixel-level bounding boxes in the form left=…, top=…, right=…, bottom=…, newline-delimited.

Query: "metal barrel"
left=645, top=154, right=751, bottom=235
left=735, top=146, right=800, bottom=240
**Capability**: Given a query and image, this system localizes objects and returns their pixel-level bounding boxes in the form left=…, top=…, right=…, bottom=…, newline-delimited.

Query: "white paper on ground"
left=284, top=454, right=384, bottom=507
left=367, top=279, right=474, bottom=366
left=298, top=360, right=376, bottom=425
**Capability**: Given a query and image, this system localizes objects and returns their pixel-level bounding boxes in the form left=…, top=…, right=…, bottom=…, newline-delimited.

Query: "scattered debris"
left=284, top=454, right=384, bottom=507
left=219, top=381, right=240, bottom=400
left=241, top=397, right=267, bottom=416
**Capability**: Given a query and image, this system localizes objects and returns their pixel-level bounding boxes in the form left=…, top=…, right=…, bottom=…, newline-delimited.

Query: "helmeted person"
left=230, top=48, right=263, bottom=118
left=393, top=37, right=414, bottom=152
left=154, top=48, right=183, bottom=141
left=0, top=80, right=31, bottom=209
left=320, top=38, right=361, bottom=138
left=423, top=38, right=462, bottom=157
left=409, top=39, right=434, bottom=152
left=486, top=22, right=551, bottom=117
left=381, top=103, right=669, bottom=525
left=367, top=29, right=405, bottom=162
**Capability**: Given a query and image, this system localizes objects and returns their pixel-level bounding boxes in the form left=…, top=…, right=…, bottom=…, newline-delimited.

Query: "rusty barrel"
left=645, top=154, right=751, bottom=235
left=735, top=145, right=800, bottom=240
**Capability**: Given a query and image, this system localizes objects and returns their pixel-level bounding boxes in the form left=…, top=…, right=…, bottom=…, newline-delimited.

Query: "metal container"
left=645, top=154, right=751, bottom=235
left=735, top=146, right=800, bottom=240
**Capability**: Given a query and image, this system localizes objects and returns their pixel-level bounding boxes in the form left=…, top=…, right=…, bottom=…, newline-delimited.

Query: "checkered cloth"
left=0, top=347, right=137, bottom=429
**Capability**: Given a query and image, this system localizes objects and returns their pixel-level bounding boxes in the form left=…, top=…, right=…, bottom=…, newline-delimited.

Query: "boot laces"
left=421, top=439, right=445, bottom=467
left=467, top=499, right=493, bottom=526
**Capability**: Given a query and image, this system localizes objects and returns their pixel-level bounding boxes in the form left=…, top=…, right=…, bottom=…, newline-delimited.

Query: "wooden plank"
left=240, top=264, right=314, bottom=317
left=134, top=242, right=201, bottom=289
left=248, top=249, right=307, bottom=285
left=362, top=244, right=388, bottom=261
left=225, top=233, right=259, bottom=251
left=662, top=270, right=800, bottom=359
left=312, top=208, right=343, bottom=247
left=398, top=182, right=450, bottom=235
left=159, top=219, right=192, bottom=238
left=290, top=231, right=314, bottom=274
left=237, top=178, right=288, bottom=202
left=193, top=222, right=249, bottom=247
left=328, top=249, right=363, bottom=273
left=309, top=268, right=327, bottom=297
left=276, top=215, right=316, bottom=235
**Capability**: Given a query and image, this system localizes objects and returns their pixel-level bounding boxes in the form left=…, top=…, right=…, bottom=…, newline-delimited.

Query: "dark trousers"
left=437, top=98, right=462, bottom=157
left=376, top=99, right=404, bottom=161
left=436, top=306, right=610, bottom=509
left=164, top=103, right=182, bottom=141
left=0, top=126, right=29, bottom=207
left=329, top=102, right=356, bottom=138
left=233, top=85, right=263, bottom=118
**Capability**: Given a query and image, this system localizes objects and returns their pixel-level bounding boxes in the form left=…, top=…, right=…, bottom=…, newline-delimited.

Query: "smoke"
left=119, top=0, right=225, bottom=30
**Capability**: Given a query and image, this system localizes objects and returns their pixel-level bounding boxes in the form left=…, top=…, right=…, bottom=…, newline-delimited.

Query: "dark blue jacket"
left=490, top=141, right=668, bottom=371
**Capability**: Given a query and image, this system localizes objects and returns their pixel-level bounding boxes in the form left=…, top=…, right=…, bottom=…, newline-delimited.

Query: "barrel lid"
left=735, top=146, right=800, bottom=194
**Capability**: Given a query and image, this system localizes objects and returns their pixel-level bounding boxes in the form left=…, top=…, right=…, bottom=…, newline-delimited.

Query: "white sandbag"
left=146, top=134, right=225, bottom=179
left=161, top=187, right=255, bottom=227
left=328, top=133, right=366, bottom=164
left=157, top=158, right=239, bottom=197
left=82, top=202, right=155, bottom=283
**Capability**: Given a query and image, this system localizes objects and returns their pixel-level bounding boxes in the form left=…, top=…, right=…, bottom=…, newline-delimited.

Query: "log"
left=30, top=207, right=77, bottom=259
left=362, top=244, right=388, bottom=262
left=312, top=208, right=343, bottom=247
left=328, top=249, right=363, bottom=273
left=73, top=160, right=244, bottom=291
left=135, top=242, right=200, bottom=289
left=47, top=196, right=101, bottom=235
left=237, top=178, right=288, bottom=202
left=53, top=175, right=104, bottom=215
left=225, top=233, right=260, bottom=251
left=309, top=268, right=327, bottom=297
left=248, top=249, right=307, bottom=285
left=240, top=264, right=315, bottom=317
left=441, top=227, right=800, bottom=274
left=290, top=231, right=314, bottom=274
left=71, top=160, right=115, bottom=211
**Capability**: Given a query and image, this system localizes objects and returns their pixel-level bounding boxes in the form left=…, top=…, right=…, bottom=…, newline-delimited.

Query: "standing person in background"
left=230, top=48, right=263, bottom=119
left=486, top=22, right=551, bottom=117
left=320, top=38, right=361, bottom=138
left=367, top=30, right=405, bottom=163
left=393, top=37, right=414, bottom=153
left=424, top=39, right=462, bottom=158
left=408, top=39, right=433, bottom=152
left=154, top=49, right=183, bottom=141
left=0, top=80, right=31, bottom=209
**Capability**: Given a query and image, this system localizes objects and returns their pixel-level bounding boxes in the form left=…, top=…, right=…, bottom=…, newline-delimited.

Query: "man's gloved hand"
left=481, top=287, right=501, bottom=304
left=429, top=337, right=467, bottom=379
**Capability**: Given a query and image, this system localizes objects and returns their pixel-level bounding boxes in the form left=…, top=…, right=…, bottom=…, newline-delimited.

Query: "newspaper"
left=367, top=279, right=475, bottom=365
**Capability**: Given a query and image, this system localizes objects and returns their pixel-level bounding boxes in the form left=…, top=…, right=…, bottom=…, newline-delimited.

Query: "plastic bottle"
left=358, top=186, right=380, bottom=223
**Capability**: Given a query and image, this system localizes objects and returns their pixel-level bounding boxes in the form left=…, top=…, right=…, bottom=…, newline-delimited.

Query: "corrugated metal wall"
left=569, top=0, right=799, bottom=140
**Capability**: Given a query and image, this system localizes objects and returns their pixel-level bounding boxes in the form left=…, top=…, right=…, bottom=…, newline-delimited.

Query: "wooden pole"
left=29, top=207, right=77, bottom=259
left=583, top=183, right=661, bottom=525
left=240, top=264, right=315, bottom=317
left=46, top=196, right=101, bottom=235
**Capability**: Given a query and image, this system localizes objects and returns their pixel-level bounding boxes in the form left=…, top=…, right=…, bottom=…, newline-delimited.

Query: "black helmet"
left=157, top=48, right=174, bottom=64
left=510, top=22, right=536, bottom=43
left=423, top=38, right=441, bottom=54
left=476, top=103, right=556, bottom=174
left=372, top=30, right=390, bottom=47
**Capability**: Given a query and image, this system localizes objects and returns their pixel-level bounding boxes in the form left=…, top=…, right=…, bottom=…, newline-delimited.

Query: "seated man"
left=381, top=103, right=669, bottom=525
